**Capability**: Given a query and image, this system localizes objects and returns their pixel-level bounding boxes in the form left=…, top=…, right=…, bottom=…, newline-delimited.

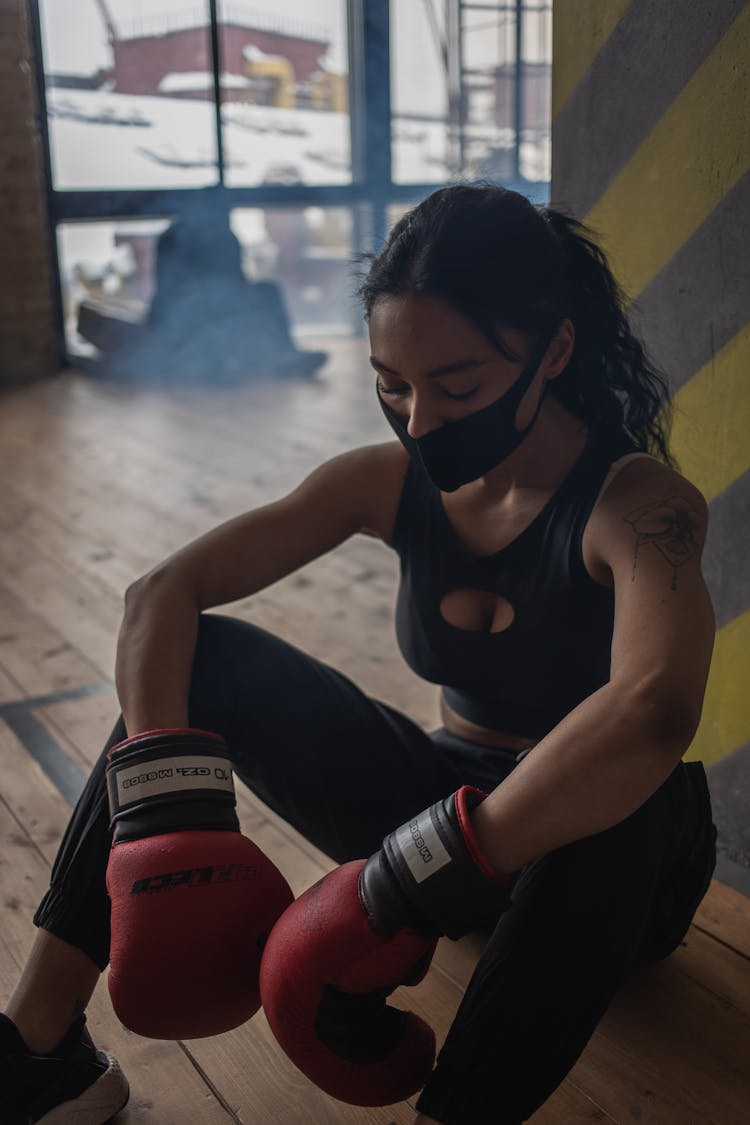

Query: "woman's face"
left=368, top=292, right=558, bottom=440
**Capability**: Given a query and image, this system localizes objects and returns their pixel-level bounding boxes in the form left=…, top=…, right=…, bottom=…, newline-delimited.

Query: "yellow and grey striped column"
left=550, top=0, right=750, bottom=767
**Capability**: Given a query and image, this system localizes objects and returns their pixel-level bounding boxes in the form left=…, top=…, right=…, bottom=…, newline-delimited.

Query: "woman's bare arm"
left=115, top=442, right=406, bottom=735
left=470, top=458, right=715, bottom=874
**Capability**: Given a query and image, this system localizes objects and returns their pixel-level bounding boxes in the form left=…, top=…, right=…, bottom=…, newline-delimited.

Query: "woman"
left=1, top=184, right=717, bottom=1125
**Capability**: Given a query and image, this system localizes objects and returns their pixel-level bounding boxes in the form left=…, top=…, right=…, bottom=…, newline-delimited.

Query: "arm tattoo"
left=624, top=495, right=701, bottom=591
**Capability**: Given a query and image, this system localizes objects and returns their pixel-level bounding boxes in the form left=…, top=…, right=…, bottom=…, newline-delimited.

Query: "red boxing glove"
left=105, top=728, right=293, bottom=1039
left=259, top=786, right=514, bottom=1106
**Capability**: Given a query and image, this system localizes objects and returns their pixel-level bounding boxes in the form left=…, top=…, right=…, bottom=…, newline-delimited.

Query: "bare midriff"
left=439, top=692, right=538, bottom=753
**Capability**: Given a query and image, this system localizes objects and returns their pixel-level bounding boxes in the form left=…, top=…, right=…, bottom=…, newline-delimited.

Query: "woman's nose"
left=406, top=396, right=443, bottom=440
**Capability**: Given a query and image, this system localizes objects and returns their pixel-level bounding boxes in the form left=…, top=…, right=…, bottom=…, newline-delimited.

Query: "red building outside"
left=107, top=8, right=331, bottom=104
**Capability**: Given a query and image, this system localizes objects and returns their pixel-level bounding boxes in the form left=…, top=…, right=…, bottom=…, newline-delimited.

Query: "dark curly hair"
left=358, top=182, right=675, bottom=467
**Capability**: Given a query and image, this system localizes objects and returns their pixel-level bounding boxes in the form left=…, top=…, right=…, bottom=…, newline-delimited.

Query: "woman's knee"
left=192, top=613, right=266, bottom=669
left=187, top=614, right=280, bottom=733
left=501, top=777, right=683, bottom=952
left=635, top=771, right=717, bottom=966
left=187, top=613, right=331, bottom=759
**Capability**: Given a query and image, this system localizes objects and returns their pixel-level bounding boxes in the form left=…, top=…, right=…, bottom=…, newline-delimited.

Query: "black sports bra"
left=390, top=431, right=639, bottom=739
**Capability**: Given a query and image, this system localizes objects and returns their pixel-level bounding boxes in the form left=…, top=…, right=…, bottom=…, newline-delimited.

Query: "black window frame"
left=29, top=0, right=550, bottom=364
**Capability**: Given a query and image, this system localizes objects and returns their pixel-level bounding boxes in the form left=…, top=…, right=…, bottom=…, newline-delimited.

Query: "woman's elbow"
left=123, top=563, right=192, bottom=617
left=633, top=679, right=705, bottom=753
left=124, top=567, right=161, bottom=612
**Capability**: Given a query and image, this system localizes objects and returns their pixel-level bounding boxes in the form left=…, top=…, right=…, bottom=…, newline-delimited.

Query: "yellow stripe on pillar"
left=584, top=3, right=750, bottom=302
left=673, top=326, right=750, bottom=769
left=687, top=608, right=750, bottom=766
left=671, top=323, right=750, bottom=503
left=551, top=0, right=633, bottom=118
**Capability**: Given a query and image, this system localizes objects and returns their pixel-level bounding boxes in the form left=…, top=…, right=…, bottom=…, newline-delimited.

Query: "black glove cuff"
left=366, top=787, right=514, bottom=941
left=106, top=728, right=239, bottom=839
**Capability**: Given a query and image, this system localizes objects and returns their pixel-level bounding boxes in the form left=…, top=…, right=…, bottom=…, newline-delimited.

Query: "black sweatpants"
left=33, top=614, right=718, bottom=1124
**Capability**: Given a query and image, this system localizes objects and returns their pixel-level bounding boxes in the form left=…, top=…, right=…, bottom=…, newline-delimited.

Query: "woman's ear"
left=545, top=318, right=575, bottom=380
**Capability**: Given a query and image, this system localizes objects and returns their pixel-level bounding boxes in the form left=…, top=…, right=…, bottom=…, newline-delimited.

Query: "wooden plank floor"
left=1, top=340, right=749, bottom=1123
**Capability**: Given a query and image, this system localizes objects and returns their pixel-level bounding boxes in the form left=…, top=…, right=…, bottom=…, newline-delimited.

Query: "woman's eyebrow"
left=369, top=356, right=484, bottom=379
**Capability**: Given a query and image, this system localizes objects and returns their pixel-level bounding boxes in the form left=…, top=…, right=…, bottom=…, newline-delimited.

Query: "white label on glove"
left=112, top=754, right=235, bottom=808
left=394, top=810, right=451, bottom=884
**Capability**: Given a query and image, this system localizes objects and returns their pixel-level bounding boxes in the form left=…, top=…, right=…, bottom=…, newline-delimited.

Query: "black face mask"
left=377, top=330, right=556, bottom=492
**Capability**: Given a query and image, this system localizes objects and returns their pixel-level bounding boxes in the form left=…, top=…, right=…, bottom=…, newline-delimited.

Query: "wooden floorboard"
left=693, top=880, right=750, bottom=960
left=1, top=342, right=748, bottom=1122
left=0, top=582, right=103, bottom=698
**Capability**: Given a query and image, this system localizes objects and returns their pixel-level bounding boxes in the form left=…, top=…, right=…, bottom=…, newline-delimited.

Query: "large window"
left=218, top=0, right=351, bottom=187
left=39, top=0, right=353, bottom=191
left=391, top=1, right=551, bottom=184
left=33, top=1, right=551, bottom=361
left=40, top=1, right=220, bottom=190
left=56, top=205, right=352, bottom=364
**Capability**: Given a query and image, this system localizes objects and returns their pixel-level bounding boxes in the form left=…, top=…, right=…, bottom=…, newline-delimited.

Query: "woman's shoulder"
left=594, top=449, right=707, bottom=516
left=583, top=447, right=709, bottom=583
left=339, top=440, right=411, bottom=546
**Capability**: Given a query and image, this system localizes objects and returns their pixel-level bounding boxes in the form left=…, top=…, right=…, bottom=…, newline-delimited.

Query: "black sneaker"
left=0, top=1012, right=129, bottom=1124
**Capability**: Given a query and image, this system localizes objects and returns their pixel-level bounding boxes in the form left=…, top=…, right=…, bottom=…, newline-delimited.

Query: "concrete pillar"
left=550, top=0, right=750, bottom=884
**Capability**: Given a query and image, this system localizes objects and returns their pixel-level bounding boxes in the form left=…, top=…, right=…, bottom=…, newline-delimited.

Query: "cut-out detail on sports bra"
left=439, top=588, right=515, bottom=634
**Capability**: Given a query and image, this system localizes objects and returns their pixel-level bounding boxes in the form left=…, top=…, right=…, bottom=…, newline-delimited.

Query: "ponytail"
left=540, top=207, right=675, bottom=467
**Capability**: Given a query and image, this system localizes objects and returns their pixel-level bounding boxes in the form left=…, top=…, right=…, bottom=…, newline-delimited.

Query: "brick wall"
left=0, top=0, right=60, bottom=384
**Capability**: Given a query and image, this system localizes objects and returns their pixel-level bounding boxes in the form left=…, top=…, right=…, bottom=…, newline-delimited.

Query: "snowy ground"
left=47, top=88, right=351, bottom=189
left=46, top=86, right=548, bottom=191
